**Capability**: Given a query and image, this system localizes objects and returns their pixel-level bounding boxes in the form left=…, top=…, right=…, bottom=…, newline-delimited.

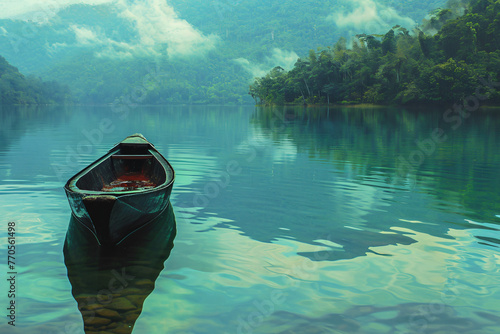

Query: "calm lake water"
left=0, top=104, right=500, bottom=334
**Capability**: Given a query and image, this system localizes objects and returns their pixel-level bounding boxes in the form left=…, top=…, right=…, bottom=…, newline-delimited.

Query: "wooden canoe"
left=64, top=134, right=175, bottom=245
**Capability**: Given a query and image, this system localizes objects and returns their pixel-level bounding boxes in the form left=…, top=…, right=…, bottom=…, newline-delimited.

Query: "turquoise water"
left=0, top=105, right=499, bottom=333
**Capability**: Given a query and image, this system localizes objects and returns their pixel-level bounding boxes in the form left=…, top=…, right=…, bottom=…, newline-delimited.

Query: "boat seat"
left=111, top=154, right=153, bottom=160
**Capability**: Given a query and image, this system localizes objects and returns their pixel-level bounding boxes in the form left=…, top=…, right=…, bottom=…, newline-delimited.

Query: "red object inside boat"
left=101, top=173, right=156, bottom=192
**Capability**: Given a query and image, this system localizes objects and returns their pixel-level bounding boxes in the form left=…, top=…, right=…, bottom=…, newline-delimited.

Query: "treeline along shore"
left=249, top=0, right=500, bottom=106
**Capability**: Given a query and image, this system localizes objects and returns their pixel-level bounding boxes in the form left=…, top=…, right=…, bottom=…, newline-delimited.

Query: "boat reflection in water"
left=63, top=201, right=176, bottom=333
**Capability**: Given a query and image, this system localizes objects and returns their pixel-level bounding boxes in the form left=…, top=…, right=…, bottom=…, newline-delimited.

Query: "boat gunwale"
left=64, top=146, right=175, bottom=196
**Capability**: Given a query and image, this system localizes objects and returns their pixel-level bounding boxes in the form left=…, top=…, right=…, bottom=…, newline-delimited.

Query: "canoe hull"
left=64, top=134, right=174, bottom=245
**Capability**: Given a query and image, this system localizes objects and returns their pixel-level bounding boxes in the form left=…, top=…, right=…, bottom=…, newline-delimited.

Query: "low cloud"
left=235, top=48, right=299, bottom=79
left=45, top=41, right=69, bottom=55
left=70, top=25, right=99, bottom=45
left=116, top=0, right=218, bottom=57
left=53, top=0, right=219, bottom=58
left=67, top=24, right=147, bottom=58
left=328, top=0, right=415, bottom=33
left=0, top=0, right=114, bottom=20
left=269, top=48, right=299, bottom=71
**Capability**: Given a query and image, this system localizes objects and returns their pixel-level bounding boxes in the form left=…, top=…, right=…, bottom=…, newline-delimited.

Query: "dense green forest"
left=0, top=56, right=71, bottom=104
left=249, top=0, right=500, bottom=105
left=0, top=0, right=447, bottom=105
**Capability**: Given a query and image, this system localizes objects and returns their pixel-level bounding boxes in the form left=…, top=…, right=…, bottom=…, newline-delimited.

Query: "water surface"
left=0, top=105, right=499, bottom=333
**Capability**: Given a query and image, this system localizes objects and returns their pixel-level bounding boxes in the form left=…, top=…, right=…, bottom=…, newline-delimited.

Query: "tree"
left=382, top=30, right=396, bottom=55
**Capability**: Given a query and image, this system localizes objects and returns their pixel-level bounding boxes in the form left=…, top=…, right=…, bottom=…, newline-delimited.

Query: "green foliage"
left=250, top=0, right=500, bottom=106
left=0, top=0, right=450, bottom=105
left=382, top=30, right=397, bottom=55
left=0, top=56, right=71, bottom=104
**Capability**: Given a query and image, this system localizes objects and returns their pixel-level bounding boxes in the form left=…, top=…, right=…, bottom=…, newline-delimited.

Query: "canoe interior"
left=75, top=142, right=168, bottom=192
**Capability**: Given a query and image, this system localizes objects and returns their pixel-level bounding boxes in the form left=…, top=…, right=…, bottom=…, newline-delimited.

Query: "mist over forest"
left=1, top=0, right=494, bottom=105
left=250, top=0, right=500, bottom=105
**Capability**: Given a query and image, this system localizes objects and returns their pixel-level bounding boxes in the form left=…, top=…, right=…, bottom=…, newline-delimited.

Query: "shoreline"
left=254, top=102, right=500, bottom=110
left=2, top=102, right=500, bottom=110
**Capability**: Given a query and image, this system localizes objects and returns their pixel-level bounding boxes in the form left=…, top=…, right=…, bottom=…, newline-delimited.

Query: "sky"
left=0, top=0, right=113, bottom=20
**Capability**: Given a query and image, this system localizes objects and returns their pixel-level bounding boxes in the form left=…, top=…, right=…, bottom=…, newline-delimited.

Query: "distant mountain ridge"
left=0, top=55, right=71, bottom=104
left=0, top=0, right=447, bottom=104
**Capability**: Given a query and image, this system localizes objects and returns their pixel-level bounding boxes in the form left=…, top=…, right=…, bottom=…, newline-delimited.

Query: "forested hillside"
left=0, top=56, right=71, bottom=104
left=249, top=0, right=500, bottom=105
left=0, top=0, right=447, bottom=105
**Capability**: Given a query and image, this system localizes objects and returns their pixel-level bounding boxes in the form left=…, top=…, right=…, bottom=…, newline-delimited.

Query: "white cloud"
left=235, top=48, right=299, bottom=79
left=328, top=0, right=415, bottom=33
left=25, top=0, right=219, bottom=58
left=45, top=41, right=69, bottom=55
left=116, top=0, right=218, bottom=57
left=0, top=0, right=114, bottom=20
left=70, top=25, right=99, bottom=44
left=233, top=58, right=268, bottom=79
left=65, top=25, right=144, bottom=58
left=269, top=48, right=299, bottom=70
